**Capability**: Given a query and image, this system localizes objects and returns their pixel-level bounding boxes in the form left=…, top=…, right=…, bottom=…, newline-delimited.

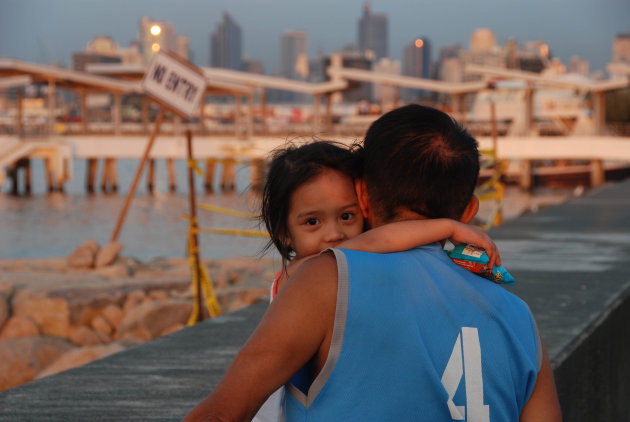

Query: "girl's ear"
left=355, top=179, right=370, bottom=219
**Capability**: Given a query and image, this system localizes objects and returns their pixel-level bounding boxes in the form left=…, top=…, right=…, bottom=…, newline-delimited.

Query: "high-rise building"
left=72, top=36, right=145, bottom=71
left=243, top=56, right=264, bottom=74
left=278, top=30, right=308, bottom=79
left=569, top=56, right=590, bottom=76
left=515, top=41, right=549, bottom=73
left=138, top=17, right=189, bottom=64
left=460, top=28, right=504, bottom=81
left=469, top=28, right=496, bottom=52
left=72, top=36, right=122, bottom=71
left=373, top=58, right=400, bottom=104
left=270, top=30, right=309, bottom=102
left=613, top=33, right=630, bottom=63
left=437, top=44, right=463, bottom=83
left=324, top=52, right=372, bottom=102
left=358, top=2, right=388, bottom=61
left=402, top=36, right=432, bottom=100
left=210, top=12, right=243, bottom=70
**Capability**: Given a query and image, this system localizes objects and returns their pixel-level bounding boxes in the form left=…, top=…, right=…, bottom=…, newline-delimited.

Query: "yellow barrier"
left=185, top=221, right=221, bottom=325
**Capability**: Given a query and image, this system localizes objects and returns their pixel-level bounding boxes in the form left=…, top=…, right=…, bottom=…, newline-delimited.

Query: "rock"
left=12, top=290, right=70, bottom=338
left=100, top=304, right=123, bottom=330
left=227, top=270, right=243, bottom=285
left=64, top=289, right=125, bottom=326
left=0, top=336, right=75, bottom=392
left=0, top=282, right=13, bottom=295
left=95, top=241, right=123, bottom=268
left=93, top=263, right=130, bottom=279
left=69, top=325, right=102, bottom=347
left=116, top=299, right=192, bottom=341
left=83, top=240, right=100, bottom=255
left=94, top=329, right=112, bottom=344
left=148, top=290, right=169, bottom=301
left=122, top=289, right=146, bottom=314
left=170, top=288, right=193, bottom=299
left=91, top=315, right=112, bottom=336
left=66, top=245, right=95, bottom=269
left=0, top=316, right=40, bottom=339
left=36, top=342, right=126, bottom=380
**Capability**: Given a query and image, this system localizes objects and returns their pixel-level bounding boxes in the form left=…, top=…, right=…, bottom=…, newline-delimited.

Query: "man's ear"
left=459, top=195, right=479, bottom=224
left=354, top=179, right=370, bottom=219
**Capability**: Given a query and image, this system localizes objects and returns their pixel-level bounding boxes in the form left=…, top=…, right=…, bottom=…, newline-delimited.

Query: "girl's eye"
left=305, top=218, right=319, bottom=226
left=341, top=212, right=354, bottom=221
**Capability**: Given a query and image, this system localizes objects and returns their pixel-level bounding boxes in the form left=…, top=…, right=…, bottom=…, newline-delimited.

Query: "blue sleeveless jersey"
left=285, top=245, right=541, bottom=422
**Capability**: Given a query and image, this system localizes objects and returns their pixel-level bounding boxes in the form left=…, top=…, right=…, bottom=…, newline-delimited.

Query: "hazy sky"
left=1, top=0, right=628, bottom=75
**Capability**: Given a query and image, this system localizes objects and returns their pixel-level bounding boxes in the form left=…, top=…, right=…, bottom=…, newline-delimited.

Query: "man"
left=185, top=105, right=562, bottom=421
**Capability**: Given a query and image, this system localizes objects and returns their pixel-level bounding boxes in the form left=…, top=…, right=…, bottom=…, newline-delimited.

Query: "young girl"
left=253, top=140, right=501, bottom=422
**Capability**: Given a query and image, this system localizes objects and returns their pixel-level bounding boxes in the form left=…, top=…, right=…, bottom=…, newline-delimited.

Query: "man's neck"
left=370, top=208, right=428, bottom=228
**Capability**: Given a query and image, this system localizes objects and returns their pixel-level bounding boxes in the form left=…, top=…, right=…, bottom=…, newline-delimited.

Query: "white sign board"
left=142, top=51, right=206, bottom=118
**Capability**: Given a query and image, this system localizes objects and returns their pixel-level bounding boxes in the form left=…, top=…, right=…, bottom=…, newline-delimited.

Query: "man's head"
left=357, top=104, right=480, bottom=227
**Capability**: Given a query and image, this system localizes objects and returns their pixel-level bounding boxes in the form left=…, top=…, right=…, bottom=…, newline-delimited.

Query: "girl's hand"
left=448, top=222, right=501, bottom=269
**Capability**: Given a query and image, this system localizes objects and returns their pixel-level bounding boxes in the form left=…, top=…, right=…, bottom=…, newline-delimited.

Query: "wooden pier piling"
left=147, top=159, right=156, bottom=193
left=100, top=158, right=118, bottom=193
left=7, top=158, right=31, bottom=195
left=204, top=159, right=216, bottom=193
left=86, top=158, right=98, bottom=193
left=220, top=159, right=236, bottom=192
left=167, top=158, right=176, bottom=192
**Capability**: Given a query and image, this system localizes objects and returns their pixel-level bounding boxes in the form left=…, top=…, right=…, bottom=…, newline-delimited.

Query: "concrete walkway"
left=1, top=179, right=630, bottom=421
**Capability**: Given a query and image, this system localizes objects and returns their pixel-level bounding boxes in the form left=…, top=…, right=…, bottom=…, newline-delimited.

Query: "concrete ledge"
left=1, top=179, right=630, bottom=421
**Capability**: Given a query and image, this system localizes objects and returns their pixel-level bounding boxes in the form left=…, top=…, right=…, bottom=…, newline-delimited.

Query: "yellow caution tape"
left=180, top=215, right=269, bottom=238
left=187, top=159, right=203, bottom=176
left=198, top=203, right=258, bottom=219
left=199, top=227, right=270, bottom=238
left=186, top=221, right=221, bottom=325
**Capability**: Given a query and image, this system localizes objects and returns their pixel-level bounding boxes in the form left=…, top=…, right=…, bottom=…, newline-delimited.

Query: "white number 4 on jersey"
left=441, top=327, right=490, bottom=422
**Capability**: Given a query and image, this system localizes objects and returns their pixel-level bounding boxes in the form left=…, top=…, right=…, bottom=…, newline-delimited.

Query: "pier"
left=2, top=57, right=630, bottom=195
left=2, top=133, right=630, bottom=195
left=0, top=177, right=629, bottom=421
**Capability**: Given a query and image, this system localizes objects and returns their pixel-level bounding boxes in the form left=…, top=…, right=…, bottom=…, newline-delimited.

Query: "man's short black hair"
left=360, top=104, right=480, bottom=221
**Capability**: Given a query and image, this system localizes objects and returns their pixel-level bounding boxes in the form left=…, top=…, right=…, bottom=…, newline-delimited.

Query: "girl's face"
left=286, top=169, right=364, bottom=259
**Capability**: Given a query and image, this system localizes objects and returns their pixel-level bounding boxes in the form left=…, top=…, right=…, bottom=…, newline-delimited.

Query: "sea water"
left=0, top=158, right=270, bottom=261
left=0, top=157, right=580, bottom=261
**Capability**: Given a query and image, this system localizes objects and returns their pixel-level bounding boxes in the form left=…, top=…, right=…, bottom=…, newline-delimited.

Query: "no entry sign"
left=142, top=51, right=206, bottom=118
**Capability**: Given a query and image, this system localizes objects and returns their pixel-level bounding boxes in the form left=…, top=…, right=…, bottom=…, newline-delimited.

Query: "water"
left=0, top=158, right=271, bottom=261
left=0, top=157, right=581, bottom=262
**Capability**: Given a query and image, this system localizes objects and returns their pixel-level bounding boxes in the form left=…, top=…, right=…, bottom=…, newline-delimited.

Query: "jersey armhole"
left=524, top=303, right=543, bottom=372
left=285, top=248, right=349, bottom=408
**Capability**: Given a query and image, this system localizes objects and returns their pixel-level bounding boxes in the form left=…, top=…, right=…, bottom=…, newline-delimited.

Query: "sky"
left=1, top=0, right=629, bottom=76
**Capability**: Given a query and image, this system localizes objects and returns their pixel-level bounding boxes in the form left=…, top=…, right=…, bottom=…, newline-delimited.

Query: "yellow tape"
left=186, top=224, right=222, bottom=325
left=200, top=227, right=270, bottom=238
left=199, top=203, right=258, bottom=219
left=187, top=159, right=203, bottom=176
left=180, top=214, right=269, bottom=238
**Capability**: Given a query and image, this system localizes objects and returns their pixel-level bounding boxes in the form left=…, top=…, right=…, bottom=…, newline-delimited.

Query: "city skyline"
left=1, top=0, right=629, bottom=76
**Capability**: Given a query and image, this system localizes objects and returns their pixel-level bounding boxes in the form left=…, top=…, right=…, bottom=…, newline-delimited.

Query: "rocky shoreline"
left=0, top=254, right=277, bottom=392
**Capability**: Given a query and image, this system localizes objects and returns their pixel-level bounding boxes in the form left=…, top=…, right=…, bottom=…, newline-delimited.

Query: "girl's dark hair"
left=260, top=140, right=360, bottom=265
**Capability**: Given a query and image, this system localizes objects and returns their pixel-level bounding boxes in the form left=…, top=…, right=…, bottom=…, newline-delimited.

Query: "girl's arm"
left=338, top=219, right=501, bottom=269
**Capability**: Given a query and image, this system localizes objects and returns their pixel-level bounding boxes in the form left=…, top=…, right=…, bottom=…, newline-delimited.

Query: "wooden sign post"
left=110, top=50, right=206, bottom=243
left=109, top=51, right=210, bottom=321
